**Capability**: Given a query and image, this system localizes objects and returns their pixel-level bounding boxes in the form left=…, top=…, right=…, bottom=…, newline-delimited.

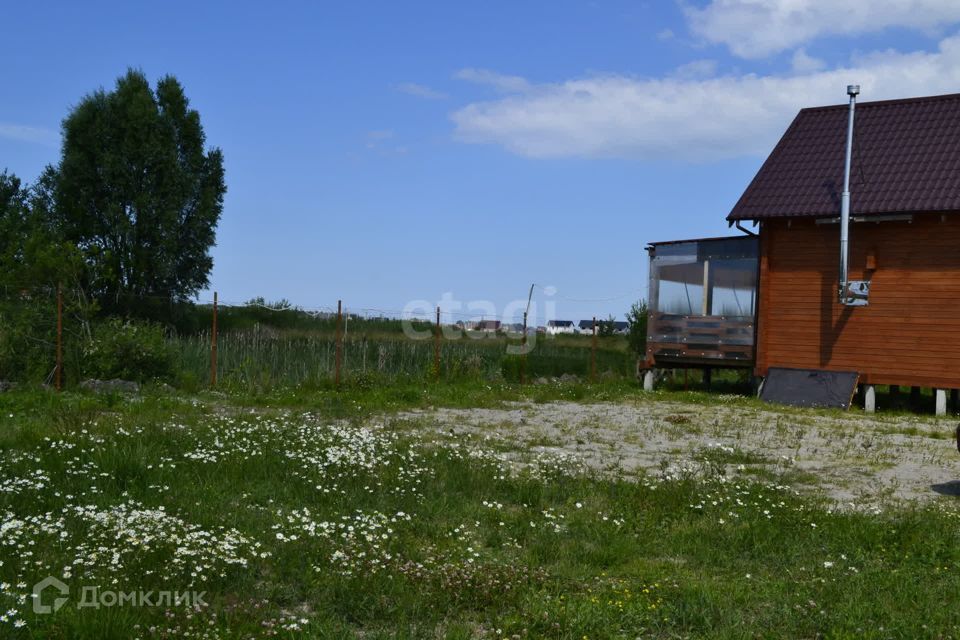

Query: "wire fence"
left=0, top=287, right=640, bottom=391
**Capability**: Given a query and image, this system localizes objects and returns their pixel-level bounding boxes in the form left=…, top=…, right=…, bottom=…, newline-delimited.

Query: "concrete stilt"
left=643, top=369, right=655, bottom=392
left=936, top=389, right=948, bottom=416
left=864, top=385, right=876, bottom=414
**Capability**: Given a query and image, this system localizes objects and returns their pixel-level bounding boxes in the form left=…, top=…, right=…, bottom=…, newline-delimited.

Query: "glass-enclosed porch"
left=646, top=235, right=759, bottom=368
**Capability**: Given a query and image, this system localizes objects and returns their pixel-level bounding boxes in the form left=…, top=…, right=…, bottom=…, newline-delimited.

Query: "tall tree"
left=0, top=170, right=25, bottom=241
left=0, top=170, right=79, bottom=289
left=49, top=69, right=225, bottom=309
left=0, top=171, right=28, bottom=286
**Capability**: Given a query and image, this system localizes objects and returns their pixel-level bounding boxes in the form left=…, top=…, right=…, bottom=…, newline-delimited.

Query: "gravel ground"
left=396, top=396, right=960, bottom=506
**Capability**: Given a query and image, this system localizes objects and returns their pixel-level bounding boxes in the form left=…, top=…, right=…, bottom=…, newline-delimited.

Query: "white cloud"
left=791, top=48, right=826, bottom=73
left=671, top=59, right=719, bottom=80
left=0, top=123, right=58, bottom=146
left=455, top=68, right=531, bottom=93
left=396, top=82, right=448, bottom=100
left=451, top=33, right=960, bottom=161
left=686, top=0, right=960, bottom=58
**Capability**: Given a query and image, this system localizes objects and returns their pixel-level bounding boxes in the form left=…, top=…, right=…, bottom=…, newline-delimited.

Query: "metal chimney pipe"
left=838, top=84, right=859, bottom=302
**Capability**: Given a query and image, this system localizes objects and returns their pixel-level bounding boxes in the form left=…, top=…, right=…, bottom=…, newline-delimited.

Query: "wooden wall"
left=757, top=214, right=960, bottom=388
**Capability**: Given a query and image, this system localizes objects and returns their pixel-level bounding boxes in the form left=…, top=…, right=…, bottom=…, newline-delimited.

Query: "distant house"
left=466, top=319, right=501, bottom=332
left=609, top=321, right=629, bottom=335
left=546, top=320, right=576, bottom=335
left=577, top=319, right=629, bottom=335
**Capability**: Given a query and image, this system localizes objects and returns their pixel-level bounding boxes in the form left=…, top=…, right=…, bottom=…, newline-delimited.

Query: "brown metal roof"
left=727, top=92, right=960, bottom=221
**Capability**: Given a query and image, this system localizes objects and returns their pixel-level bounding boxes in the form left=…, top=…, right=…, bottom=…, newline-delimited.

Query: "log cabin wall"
left=757, top=213, right=960, bottom=388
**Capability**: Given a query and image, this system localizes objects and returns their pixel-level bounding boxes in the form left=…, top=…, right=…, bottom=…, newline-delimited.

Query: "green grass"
left=1, top=386, right=960, bottom=638
left=171, top=329, right=635, bottom=391
left=0, top=292, right=637, bottom=391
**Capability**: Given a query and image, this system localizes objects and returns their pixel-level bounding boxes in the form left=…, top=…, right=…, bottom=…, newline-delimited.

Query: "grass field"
left=2, top=382, right=960, bottom=638
left=1, top=294, right=639, bottom=390
left=171, top=326, right=637, bottom=390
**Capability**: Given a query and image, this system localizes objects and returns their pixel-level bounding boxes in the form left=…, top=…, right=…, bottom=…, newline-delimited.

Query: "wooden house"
left=646, top=91, right=960, bottom=413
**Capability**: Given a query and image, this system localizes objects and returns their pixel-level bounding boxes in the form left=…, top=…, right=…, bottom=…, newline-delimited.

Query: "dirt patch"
left=395, top=397, right=960, bottom=505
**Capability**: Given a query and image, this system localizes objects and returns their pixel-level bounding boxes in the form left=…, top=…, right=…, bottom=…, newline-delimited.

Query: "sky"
left=4, top=0, right=960, bottom=325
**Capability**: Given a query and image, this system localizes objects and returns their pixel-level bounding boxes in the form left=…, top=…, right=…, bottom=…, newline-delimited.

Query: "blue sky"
left=4, top=1, right=960, bottom=325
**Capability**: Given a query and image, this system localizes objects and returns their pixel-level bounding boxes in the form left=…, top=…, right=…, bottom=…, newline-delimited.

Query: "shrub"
left=82, top=317, right=174, bottom=382
left=0, top=296, right=56, bottom=383
left=626, top=299, right=648, bottom=357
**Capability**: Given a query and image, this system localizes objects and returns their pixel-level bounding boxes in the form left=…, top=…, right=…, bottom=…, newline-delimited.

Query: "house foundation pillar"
left=864, top=385, right=876, bottom=414
left=936, top=389, right=948, bottom=416
left=643, top=369, right=655, bottom=392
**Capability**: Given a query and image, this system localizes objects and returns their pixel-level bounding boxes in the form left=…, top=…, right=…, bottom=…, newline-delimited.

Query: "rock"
left=559, top=373, right=580, bottom=384
left=79, top=379, right=140, bottom=394
left=0, top=380, right=12, bottom=393
left=532, top=377, right=551, bottom=386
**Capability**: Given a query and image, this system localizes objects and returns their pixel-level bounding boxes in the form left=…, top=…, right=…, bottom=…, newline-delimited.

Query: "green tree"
left=626, top=299, right=648, bottom=357
left=0, top=171, right=27, bottom=281
left=0, top=171, right=88, bottom=383
left=47, top=69, right=225, bottom=311
left=598, top=314, right=617, bottom=338
left=0, top=170, right=80, bottom=288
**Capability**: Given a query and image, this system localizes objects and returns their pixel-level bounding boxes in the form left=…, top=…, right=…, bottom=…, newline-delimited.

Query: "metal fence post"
left=211, top=291, right=218, bottom=387
left=520, top=311, right=528, bottom=385
left=591, top=316, right=597, bottom=382
left=335, top=300, right=343, bottom=388
left=434, top=306, right=441, bottom=381
left=56, top=284, right=63, bottom=391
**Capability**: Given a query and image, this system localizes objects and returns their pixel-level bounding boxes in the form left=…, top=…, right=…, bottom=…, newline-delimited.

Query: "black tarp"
left=759, top=367, right=860, bottom=410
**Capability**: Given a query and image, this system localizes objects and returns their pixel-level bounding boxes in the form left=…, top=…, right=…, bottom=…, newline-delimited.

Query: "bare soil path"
left=395, top=396, right=960, bottom=506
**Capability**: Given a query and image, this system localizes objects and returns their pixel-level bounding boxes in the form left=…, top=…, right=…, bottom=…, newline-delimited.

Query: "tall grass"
left=0, top=293, right=640, bottom=390
left=172, top=327, right=636, bottom=390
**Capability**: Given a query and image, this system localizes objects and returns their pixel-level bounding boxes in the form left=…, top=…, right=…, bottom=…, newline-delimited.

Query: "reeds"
left=171, top=326, right=634, bottom=388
